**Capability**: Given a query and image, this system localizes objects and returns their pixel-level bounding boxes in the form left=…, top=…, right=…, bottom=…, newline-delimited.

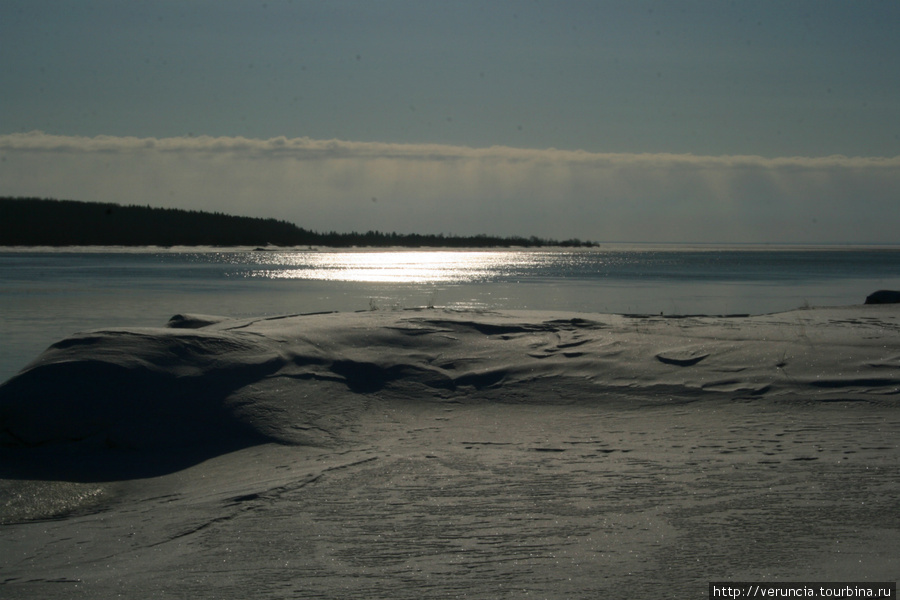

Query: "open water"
left=2, top=245, right=900, bottom=383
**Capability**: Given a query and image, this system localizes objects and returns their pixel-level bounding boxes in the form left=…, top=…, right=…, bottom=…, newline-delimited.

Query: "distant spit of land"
left=0, top=197, right=596, bottom=248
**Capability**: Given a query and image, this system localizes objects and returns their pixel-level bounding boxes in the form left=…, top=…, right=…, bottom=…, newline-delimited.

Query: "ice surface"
left=1, top=306, right=899, bottom=597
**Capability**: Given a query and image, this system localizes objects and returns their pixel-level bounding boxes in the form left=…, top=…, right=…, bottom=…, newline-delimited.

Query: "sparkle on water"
left=245, top=251, right=541, bottom=283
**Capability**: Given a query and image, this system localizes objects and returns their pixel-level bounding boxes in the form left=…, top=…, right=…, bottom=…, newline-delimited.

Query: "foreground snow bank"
left=2, top=307, right=900, bottom=597
left=1, top=306, right=898, bottom=453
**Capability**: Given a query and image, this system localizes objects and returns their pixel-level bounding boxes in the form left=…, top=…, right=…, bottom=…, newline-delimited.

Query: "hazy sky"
left=2, top=1, right=899, bottom=243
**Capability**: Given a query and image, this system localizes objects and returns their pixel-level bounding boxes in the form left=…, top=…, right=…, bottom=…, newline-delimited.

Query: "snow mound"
left=2, top=306, right=899, bottom=453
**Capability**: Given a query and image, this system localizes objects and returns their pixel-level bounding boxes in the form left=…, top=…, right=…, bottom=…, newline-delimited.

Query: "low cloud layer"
left=2, top=131, right=898, bottom=243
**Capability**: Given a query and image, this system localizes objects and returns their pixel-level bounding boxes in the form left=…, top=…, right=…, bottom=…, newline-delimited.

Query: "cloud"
left=2, top=131, right=899, bottom=243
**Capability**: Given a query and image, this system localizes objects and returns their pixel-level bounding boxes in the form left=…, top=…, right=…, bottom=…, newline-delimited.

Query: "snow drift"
left=2, top=306, right=900, bottom=597
left=2, top=306, right=898, bottom=454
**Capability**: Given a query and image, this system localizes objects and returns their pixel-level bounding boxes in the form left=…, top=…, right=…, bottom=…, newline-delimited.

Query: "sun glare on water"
left=248, top=251, right=519, bottom=283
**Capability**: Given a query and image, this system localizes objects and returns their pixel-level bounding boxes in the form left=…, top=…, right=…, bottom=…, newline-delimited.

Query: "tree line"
left=0, top=197, right=597, bottom=248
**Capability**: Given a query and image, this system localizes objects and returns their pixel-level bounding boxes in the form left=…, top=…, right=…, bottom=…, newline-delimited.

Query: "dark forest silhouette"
left=0, top=197, right=596, bottom=248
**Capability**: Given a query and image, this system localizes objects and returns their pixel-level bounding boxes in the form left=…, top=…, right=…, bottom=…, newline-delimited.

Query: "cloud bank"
left=2, top=131, right=898, bottom=243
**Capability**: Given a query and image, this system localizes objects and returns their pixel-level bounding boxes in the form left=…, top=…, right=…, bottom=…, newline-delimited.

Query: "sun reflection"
left=248, top=251, right=516, bottom=283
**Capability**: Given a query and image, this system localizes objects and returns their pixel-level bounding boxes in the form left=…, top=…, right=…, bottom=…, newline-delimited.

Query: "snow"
left=1, top=306, right=899, bottom=597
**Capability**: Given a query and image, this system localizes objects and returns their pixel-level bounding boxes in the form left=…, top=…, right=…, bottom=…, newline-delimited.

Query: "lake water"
left=2, top=245, right=900, bottom=383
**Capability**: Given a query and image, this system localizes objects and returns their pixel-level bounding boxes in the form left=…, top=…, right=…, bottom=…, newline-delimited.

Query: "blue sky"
left=2, top=1, right=899, bottom=243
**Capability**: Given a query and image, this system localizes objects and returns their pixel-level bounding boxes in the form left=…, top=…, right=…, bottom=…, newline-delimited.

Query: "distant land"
left=0, top=197, right=596, bottom=248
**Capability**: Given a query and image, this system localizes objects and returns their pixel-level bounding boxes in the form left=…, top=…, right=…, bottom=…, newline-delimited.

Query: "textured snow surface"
left=1, top=307, right=898, bottom=597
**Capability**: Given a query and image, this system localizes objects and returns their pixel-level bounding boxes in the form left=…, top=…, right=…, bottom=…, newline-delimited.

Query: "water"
left=3, top=245, right=900, bottom=383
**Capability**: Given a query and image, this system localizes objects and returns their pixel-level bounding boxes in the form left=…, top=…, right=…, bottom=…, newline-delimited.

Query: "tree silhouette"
left=0, top=197, right=597, bottom=248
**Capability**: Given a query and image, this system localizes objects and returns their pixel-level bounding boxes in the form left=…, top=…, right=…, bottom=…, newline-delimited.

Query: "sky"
left=2, top=0, right=899, bottom=244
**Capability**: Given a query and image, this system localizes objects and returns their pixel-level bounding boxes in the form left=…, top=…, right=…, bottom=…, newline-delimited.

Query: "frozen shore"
left=1, top=306, right=899, bottom=598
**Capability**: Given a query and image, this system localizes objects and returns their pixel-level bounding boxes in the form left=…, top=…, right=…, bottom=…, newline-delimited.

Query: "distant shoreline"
left=4, top=242, right=900, bottom=254
left=0, top=197, right=597, bottom=248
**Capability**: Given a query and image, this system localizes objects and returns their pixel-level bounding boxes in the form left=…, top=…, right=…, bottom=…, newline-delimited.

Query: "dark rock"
left=167, top=314, right=231, bottom=329
left=864, top=290, right=900, bottom=304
